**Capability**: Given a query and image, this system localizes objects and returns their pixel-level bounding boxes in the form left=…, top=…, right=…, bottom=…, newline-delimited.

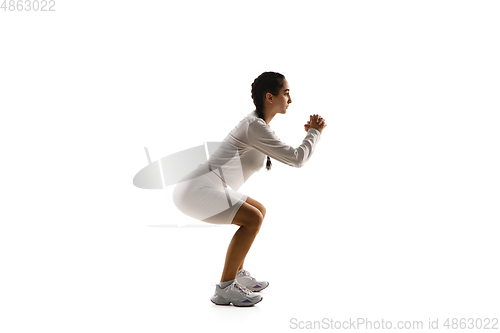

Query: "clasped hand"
left=304, top=114, right=327, bottom=134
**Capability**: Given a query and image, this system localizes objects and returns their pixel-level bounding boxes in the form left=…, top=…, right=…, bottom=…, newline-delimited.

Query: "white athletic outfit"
left=172, top=110, right=321, bottom=224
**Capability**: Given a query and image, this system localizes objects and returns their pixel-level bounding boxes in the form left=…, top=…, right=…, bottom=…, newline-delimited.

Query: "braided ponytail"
left=251, top=71, right=285, bottom=171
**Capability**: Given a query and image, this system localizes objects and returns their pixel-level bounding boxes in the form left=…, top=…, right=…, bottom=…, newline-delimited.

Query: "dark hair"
left=251, top=71, right=286, bottom=171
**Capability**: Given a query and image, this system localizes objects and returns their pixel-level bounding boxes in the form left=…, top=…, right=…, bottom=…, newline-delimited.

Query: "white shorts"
left=172, top=162, right=248, bottom=224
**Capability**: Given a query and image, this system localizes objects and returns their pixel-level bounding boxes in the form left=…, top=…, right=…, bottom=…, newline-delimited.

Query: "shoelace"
left=233, top=282, right=253, bottom=296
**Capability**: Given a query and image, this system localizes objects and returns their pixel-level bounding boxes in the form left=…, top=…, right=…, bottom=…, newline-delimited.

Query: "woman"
left=172, top=71, right=327, bottom=306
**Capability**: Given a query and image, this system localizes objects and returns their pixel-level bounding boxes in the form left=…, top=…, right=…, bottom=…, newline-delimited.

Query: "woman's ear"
left=265, top=92, right=273, bottom=103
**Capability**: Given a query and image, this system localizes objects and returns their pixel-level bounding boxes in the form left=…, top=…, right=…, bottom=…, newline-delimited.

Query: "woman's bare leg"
left=220, top=198, right=266, bottom=282
left=236, top=198, right=266, bottom=273
left=237, top=260, right=245, bottom=272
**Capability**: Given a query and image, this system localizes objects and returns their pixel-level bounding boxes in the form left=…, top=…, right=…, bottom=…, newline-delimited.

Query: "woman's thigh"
left=173, top=179, right=248, bottom=224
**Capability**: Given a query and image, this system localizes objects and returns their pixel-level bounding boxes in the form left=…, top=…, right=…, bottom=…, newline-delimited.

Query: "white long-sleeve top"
left=204, top=110, right=321, bottom=191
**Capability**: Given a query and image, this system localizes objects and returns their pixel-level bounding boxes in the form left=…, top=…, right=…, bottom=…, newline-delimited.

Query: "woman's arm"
left=246, top=118, right=322, bottom=168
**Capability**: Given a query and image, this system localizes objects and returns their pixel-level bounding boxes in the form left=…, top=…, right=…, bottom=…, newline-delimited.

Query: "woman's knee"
left=250, top=211, right=263, bottom=232
left=245, top=196, right=266, bottom=220
left=260, top=205, right=266, bottom=219
left=244, top=208, right=263, bottom=232
left=232, top=203, right=263, bottom=231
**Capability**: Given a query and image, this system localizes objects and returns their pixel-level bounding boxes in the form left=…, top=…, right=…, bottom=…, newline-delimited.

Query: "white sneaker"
left=236, top=269, right=269, bottom=292
left=211, top=280, right=263, bottom=307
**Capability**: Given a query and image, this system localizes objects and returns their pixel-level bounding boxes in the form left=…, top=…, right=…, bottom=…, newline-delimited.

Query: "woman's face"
left=267, top=79, right=292, bottom=114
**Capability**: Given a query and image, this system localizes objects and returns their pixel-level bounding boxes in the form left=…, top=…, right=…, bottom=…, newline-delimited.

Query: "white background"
left=1, top=0, right=499, bottom=332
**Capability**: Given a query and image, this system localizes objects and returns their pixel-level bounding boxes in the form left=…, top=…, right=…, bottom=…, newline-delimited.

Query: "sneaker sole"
left=211, top=295, right=263, bottom=307
left=233, top=297, right=263, bottom=307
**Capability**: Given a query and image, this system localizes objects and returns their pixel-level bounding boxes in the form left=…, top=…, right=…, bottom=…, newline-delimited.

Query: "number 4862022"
left=1, top=0, right=56, bottom=11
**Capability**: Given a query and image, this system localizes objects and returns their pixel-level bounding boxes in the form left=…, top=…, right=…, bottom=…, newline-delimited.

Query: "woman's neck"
left=259, top=109, right=275, bottom=125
